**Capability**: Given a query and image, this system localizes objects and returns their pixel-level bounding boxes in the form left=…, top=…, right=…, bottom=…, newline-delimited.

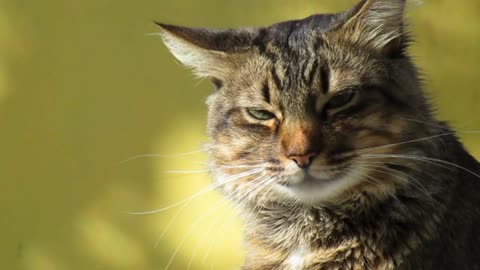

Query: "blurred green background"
left=0, top=0, right=479, bottom=269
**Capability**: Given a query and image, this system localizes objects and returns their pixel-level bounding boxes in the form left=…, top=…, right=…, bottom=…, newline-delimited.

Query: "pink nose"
left=288, top=152, right=317, bottom=168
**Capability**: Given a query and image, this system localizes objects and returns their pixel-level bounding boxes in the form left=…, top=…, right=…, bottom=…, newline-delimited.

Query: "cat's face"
left=160, top=0, right=431, bottom=205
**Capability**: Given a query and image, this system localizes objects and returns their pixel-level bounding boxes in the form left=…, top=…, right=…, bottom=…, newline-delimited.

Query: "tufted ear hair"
left=338, top=0, right=408, bottom=57
left=156, top=22, right=256, bottom=81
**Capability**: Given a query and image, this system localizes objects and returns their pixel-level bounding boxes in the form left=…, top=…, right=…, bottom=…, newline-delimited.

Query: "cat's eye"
left=325, top=88, right=359, bottom=111
left=247, top=108, right=276, bottom=121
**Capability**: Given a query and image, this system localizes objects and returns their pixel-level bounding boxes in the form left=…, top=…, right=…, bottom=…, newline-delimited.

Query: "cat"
left=157, top=0, right=480, bottom=269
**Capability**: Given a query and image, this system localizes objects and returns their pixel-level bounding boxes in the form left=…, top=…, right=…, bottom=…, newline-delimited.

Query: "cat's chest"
left=248, top=208, right=403, bottom=269
left=283, top=242, right=361, bottom=270
left=284, top=246, right=309, bottom=270
left=246, top=224, right=401, bottom=270
left=275, top=233, right=399, bottom=270
left=283, top=245, right=395, bottom=270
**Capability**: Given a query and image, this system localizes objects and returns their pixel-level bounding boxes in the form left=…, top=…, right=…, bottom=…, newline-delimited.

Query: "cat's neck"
left=245, top=184, right=446, bottom=248
left=241, top=168, right=454, bottom=269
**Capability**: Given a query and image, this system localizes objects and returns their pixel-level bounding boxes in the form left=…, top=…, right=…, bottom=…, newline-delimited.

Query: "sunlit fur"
left=159, top=0, right=480, bottom=269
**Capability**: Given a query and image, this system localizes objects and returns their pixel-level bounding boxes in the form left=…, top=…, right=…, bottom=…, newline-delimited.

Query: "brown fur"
left=157, top=0, right=480, bottom=269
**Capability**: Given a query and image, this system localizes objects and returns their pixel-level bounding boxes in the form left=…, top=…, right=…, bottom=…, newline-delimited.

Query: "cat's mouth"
left=279, top=166, right=351, bottom=186
left=278, top=174, right=337, bottom=188
left=276, top=166, right=362, bottom=202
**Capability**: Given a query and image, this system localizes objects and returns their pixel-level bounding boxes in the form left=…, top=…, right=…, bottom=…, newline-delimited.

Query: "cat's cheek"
left=210, top=169, right=242, bottom=196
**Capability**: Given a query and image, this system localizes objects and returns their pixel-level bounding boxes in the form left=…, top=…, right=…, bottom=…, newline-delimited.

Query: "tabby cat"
left=157, top=0, right=480, bottom=269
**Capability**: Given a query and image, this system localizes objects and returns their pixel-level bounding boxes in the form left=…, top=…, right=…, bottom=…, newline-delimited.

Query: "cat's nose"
left=288, top=152, right=317, bottom=169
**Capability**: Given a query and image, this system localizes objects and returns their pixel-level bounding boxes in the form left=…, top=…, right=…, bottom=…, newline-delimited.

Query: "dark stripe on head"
left=262, top=80, right=271, bottom=103
left=252, top=28, right=268, bottom=54
left=253, top=28, right=280, bottom=64
left=320, top=66, right=330, bottom=94
left=307, top=59, right=319, bottom=87
left=271, top=66, right=283, bottom=90
left=313, top=37, right=324, bottom=54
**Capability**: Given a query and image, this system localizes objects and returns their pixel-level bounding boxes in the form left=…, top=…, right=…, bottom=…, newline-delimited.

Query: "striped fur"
left=158, top=0, right=480, bottom=269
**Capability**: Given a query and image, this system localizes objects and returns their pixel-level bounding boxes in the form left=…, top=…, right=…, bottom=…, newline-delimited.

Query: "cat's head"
left=159, top=0, right=433, bottom=206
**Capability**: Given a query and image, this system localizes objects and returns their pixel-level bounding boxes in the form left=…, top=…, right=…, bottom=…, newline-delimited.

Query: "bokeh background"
left=1, top=0, right=479, bottom=269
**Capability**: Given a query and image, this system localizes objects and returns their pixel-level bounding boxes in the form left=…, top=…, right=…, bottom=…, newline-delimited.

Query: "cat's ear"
left=339, top=0, right=407, bottom=56
left=156, top=22, right=254, bottom=80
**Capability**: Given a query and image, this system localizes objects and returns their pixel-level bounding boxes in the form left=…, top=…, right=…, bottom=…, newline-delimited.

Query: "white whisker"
left=357, top=162, right=438, bottom=205
left=127, top=168, right=263, bottom=215
left=363, top=154, right=480, bottom=180
left=355, top=131, right=480, bottom=156
left=165, top=169, right=210, bottom=174
left=164, top=197, right=230, bottom=270
left=200, top=208, right=236, bottom=264
left=166, top=173, right=270, bottom=270
left=189, top=174, right=271, bottom=269
left=119, top=147, right=212, bottom=164
left=145, top=32, right=162, bottom=36
left=186, top=208, right=227, bottom=269
left=354, top=169, right=401, bottom=202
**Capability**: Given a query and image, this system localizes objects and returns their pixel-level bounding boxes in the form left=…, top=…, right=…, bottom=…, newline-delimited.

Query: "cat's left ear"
left=156, top=22, right=254, bottom=80
left=339, top=0, right=407, bottom=56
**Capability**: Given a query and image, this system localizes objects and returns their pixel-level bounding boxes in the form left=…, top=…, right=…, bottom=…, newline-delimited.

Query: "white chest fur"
left=286, top=246, right=309, bottom=270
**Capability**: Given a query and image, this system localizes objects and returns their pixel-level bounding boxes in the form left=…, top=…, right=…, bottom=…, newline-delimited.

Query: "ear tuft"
left=342, top=0, right=407, bottom=56
left=156, top=22, right=255, bottom=79
left=156, top=22, right=226, bottom=78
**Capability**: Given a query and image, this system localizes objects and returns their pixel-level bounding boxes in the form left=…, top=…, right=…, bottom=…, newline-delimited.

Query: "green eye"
left=247, top=108, right=276, bottom=121
left=326, top=88, right=359, bottom=110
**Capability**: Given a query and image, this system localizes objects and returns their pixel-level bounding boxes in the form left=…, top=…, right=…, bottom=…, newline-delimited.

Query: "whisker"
left=201, top=208, right=237, bottom=264
left=354, top=169, right=401, bottom=202
left=367, top=178, right=399, bottom=201
left=357, top=163, right=439, bottom=206
left=165, top=169, right=211, bottom=174
left=250, top=177, right=280, bottom=215
left=119, top=146, right=212, bottom=164
left=363, top=154, right=480, bottom=180
left=152, top=171, right=258, bottom=246
left=208, top=163, right=267, bottom=169
left=401, top=117, right=476, bottom=131
left=166, top=174, right=271, bottom=270
left=354, top=131, right=480, bottom=156
left=153, top=169, right=266, bottom=251
left=164, top=196, right=230, bottom=270
left=153, top=197, right=197, bottom=248
left=119, top=154, right=168, bottom=164
left=185, top=173, right=268, bottom=268
left=186, top=208, right=227, bottom=269
left=127, top=168, right=263, bottom=215
left=400, top=118, right=450, bottom=130
left=192, top=175, right=272, bottom=269
left=359, top=162, right=426, bottom=190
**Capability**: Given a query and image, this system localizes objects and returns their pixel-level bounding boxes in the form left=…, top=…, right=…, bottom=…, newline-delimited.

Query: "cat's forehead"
left=265, top=14, right=342, bottom=47
left=257, top=45, right=384, bottom=95
left=232, top=44, right=387, bottom=118
left=212, top=11, right=389, bottom=113
left=254, top=15, right=385, bottom=93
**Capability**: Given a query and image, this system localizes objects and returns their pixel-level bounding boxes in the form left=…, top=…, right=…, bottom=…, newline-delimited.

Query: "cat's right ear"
left=156, top=22, right=254, bottom=82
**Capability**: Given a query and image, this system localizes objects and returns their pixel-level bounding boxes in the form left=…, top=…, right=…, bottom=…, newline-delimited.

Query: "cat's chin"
left=275, top=166, right=368, bottom=204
